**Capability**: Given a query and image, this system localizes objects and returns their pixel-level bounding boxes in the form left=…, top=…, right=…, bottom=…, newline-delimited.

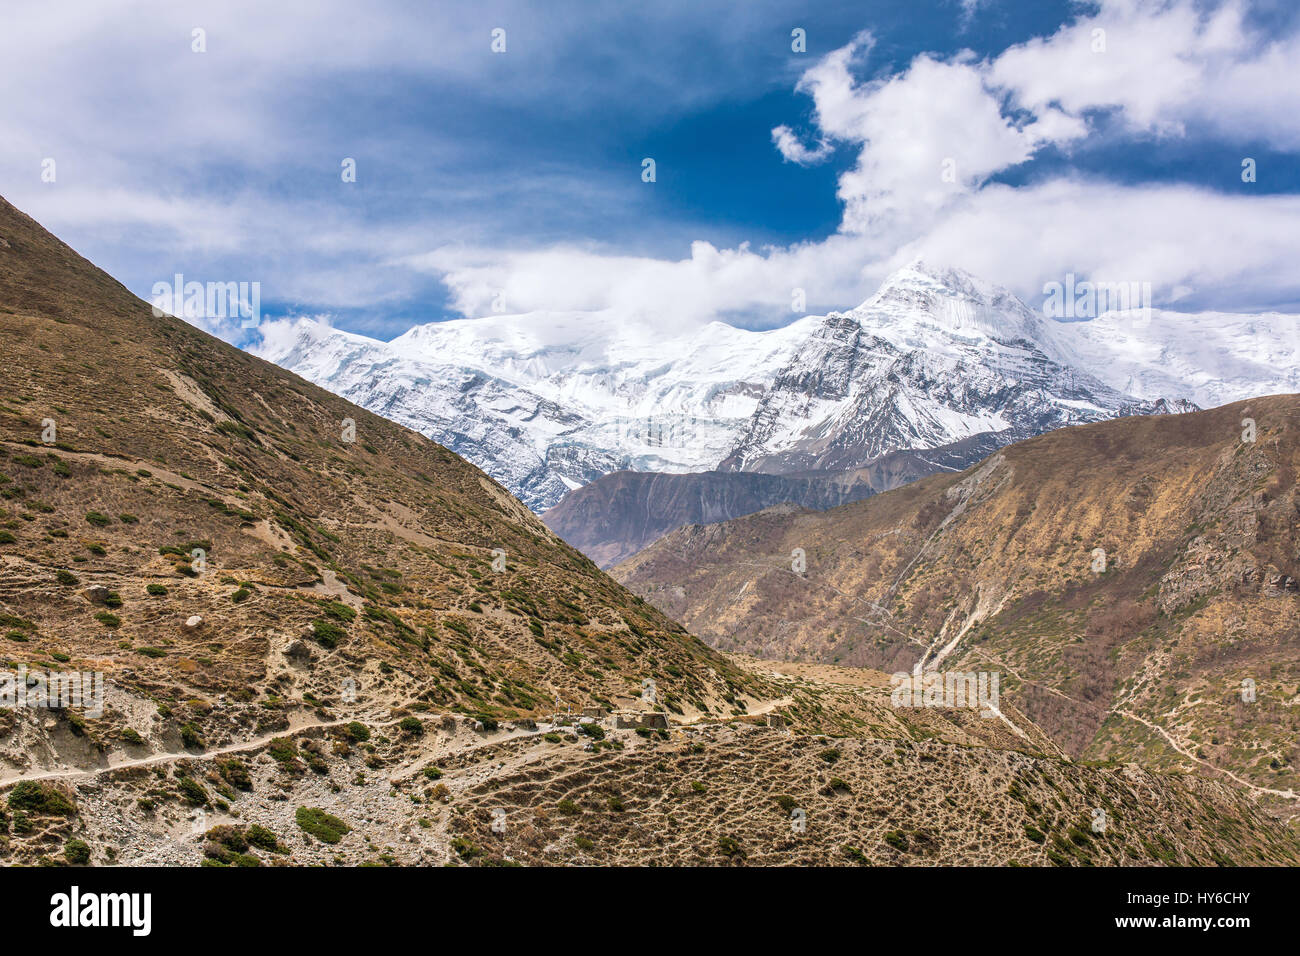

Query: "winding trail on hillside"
left=0, top=686, right=797, bottom=791
left=0, top=713, right=398, bottom=788
left=1113, top=707, right=1297, bottom=801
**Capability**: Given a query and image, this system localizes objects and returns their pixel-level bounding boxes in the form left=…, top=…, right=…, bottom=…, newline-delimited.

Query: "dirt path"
left=0, top=712, right=395, bottom=788
left=1113, top=708, right=1297, bottom=801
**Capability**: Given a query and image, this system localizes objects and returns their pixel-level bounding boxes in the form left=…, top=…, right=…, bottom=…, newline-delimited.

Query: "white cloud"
left=771, top=126, right=833, bottom=165
left=908, top=178, right=1300, bottom=311
left=425, top=0, right=1300, bottom=321
left=793, top=34, right=1087, bottom=235
left=6, top=0, right=1300, bottom=336
left=404, top=236, right=881, bottom=330
left=989, top=0, right=1300, bottom=148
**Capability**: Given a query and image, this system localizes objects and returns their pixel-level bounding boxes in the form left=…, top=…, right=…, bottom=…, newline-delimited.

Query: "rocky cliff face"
left=542, top=469, right=879, bottom=568
left=541, top=436, right=1007, bottom=568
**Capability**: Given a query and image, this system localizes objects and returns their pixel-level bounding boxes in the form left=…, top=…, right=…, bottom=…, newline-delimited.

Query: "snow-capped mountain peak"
left=849, top=258, right=1057, bottom=352
left=256, top=262, right=1298, bottom=511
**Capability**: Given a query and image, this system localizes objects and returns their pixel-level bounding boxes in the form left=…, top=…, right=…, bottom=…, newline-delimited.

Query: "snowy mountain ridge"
left=255, top=260, right=1300, bottom=511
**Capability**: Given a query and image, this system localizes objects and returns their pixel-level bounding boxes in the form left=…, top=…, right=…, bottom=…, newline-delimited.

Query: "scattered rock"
left=184, top=615, right=203, bottom=630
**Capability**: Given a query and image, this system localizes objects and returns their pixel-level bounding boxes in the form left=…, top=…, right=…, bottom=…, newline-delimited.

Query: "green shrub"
left=55, top=569, right=78, bottom=586
left=64, top=839, right=91, bottom=865
left=344, top=721, right=370, bottom=742
left=246, top=824, right=283, bottom=853
left=146, top=583, right=168, bottom=596
left=219, top=760, right=252, bottom=791
left=398, top=716, right=424, bottom=736
left=267, top=738, right=297, bottom=763
left=205, top=824, right=248, bottom=852
left=84, top=511, right=112, bottom=527
left=94, top=612, right=120, bottom=628
left=177, top=777, right=208, bottom=806
left=320, top=601, right=356, bottom=622
left=450, top=837, right=480, bottom=859
left=8, top=781, right=76, bottom=816
left=295, top=806, right=350, bottom=844
left=717, top=835, right=744, bottom=858
left=311, top=619, right=344, bottom=649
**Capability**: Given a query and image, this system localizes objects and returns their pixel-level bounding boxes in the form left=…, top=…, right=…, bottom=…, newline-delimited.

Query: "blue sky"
left=4, top=0, right=1300, bottom=342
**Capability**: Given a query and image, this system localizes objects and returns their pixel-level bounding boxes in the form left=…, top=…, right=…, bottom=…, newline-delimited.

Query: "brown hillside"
left=0, top=192, right=774, bottom=781
left=617, top=396, right=1300, bottom=806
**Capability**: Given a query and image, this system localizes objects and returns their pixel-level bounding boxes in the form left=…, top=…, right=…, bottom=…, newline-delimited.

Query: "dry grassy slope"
left=0, top=193, right=781, bottom=782
left=617, top=396, right=1300, bottom=800
left=4, top=672, right=1296, bottom=868
left=448, top=723, right=1299, bottom=866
